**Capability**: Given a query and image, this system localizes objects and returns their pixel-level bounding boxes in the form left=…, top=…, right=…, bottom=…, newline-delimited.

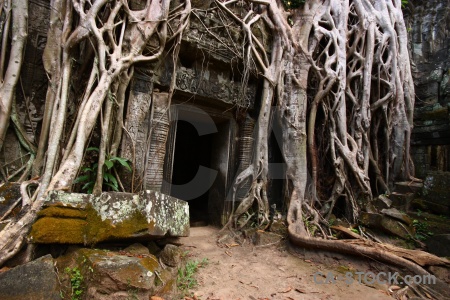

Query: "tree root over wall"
left=0, top=1, right=449, bottom=298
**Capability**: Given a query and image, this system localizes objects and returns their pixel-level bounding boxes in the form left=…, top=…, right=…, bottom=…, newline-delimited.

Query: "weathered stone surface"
left=54, top=246, right=181, bottom=299
left=389, top=192, right=415, bottom=211
left=406, top=0, right=450, bottom=175
left=147, top=241, right=162, bottom=255
left=31, top=217, right=88, bottom=244
left=158, top=60, right=257, bottom=108
left=124, top=243, right=151, bottom=256
left=0, top=183, right=21, bottom=219
left=160, top=244, right=183, bottom=267
left=421, top=171, right=450, bottom=215
left=380, top=208, right=412, bottom=226
left=426, top=234, right=450, bottom=257
left=0, top=255, right=60, bottom=300
left=372, top=194, right=392, bottom=210
left=360, top=212, right=414, bottom=239
left=120, top=73, right=153, bottom=189
left=379, top=217, right=414, bottom=239
left=57, top=248, right=161, bottom=300
left=45, top=191, right=93, bottom=207
left=360, top=212, right=382, bottom=228
left=30, top=190, right=189, bottom=244
left=394, top=181, right=423, bottom=194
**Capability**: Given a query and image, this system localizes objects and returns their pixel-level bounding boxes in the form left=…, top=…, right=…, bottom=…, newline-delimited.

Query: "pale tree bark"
left=0, top=0, right=191, bottom=266
left=1, top=1, right=449, bottom=297
left=0, top=0, right=27, bottom=151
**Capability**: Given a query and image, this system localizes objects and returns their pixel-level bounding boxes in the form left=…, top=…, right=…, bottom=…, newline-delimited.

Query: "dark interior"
left=171, top=120, right=213, bottom=224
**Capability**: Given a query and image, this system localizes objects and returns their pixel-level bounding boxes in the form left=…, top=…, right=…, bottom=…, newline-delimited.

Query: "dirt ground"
left=177, top=226, right=395, bottom=300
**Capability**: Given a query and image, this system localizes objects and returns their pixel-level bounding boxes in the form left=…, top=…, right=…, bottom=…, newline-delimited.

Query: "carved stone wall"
left=405, top=0, right=450, bottom=177
left=120, top=72, right=153, bottom=190
left=144, top=92, right=170, bottom=191
left=157, top=59, right=257, bottom=109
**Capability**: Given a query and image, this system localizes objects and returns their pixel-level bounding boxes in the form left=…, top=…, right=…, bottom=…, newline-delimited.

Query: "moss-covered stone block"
left=56, top=247, right=165, bottom=300
left=30, top=217, right=88, bottom=244
left=379, top=217, right=414, bottom=239
left=30, top=190, right=189, bottom=245
left=422, top=171, right=450, bottom=215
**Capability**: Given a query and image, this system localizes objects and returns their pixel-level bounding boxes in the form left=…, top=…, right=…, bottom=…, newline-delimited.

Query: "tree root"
left=288, top=224, right=450, bottom=299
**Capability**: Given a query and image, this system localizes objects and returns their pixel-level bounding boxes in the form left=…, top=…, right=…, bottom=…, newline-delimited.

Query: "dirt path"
left=178, top=227, right=393, bottom=300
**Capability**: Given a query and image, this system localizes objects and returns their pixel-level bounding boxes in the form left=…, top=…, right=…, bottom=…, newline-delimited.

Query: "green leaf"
left=104, top=160, right=114, bottom=170
left=110, top=156, right=132, bottom=171
left=74, top=174, right=90, bottom=183
left=82, top=182, right=94, bottom=191
left=108, top=174, right=118, bottom=188
left=82, top=167, right=93, bottom=173
left=86, top=147, right=99, bottom=152
left=105, top=182, right=119, bottom=191
left=104, top=172, right=116, bottom=184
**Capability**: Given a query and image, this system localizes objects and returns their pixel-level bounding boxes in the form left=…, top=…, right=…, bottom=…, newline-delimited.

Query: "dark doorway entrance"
left=164, top=104, right=235, bottom=226
left=171, top=119, right=213, bottom=225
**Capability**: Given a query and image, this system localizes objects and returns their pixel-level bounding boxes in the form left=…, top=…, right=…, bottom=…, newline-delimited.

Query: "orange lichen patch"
left=30, top=217, right=87, bottom=244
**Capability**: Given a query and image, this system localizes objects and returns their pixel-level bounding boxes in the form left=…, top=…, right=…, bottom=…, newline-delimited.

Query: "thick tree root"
left=288, top=224, right=450, bottom=299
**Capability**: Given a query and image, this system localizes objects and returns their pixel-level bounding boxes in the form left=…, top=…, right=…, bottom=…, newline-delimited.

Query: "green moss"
left=38, top=206, right=87, bottom=219
left=84, top=204, right=154, bottom=245
left=140, top=257, right=159, bottom=273
left=30, top=217, right=87, bottom=244
left=419, top=107, right=448, bottom=120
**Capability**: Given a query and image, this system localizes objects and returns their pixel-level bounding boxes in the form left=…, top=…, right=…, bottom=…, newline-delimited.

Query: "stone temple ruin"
left=1, top=0, right=449, bottom=236
left=0, top=0, right=450, bottom=299
left=113, top=1, right=282, bottom=227
left=0, top=0, right=283, bottom=235
left=1, top=2, right=279, bottom=296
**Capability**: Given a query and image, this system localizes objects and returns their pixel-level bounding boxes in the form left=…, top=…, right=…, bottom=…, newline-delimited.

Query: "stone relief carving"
left=120, top=72, right=154, bottom=189
left=145, top=92, right=170, bottom=191
left=158, top=64, right=256, bottom=108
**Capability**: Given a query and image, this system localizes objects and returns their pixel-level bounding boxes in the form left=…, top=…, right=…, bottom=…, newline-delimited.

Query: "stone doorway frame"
left=161, top=101, right=237, bottom=225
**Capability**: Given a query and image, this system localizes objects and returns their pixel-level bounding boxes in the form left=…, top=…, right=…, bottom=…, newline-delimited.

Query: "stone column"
left=144, top=91, right=170, bottom=191
left=236, top=115, right=255, bottom=201
left=120, top=70, right=153, bottom=191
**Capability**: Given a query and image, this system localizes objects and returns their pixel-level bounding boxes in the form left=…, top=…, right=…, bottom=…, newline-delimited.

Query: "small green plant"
left=328, top=218, right=335, bottom=227
left=177, top=258, right=208, bottom=292
left=350, top=227, right=360, bottom=235
left=401, top=0, right=408, bottom=8
left=412, top=219, right=433, bottom=241
left=74, top=147, right=131, bottom=193
left=303, top=217, right=317, bottom=236
left=65, top=267, right=83, bottom=300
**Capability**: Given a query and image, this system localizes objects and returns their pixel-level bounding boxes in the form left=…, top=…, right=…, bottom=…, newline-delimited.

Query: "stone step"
left=389, top=192, right=415, bottom=211
left=394, top=181, right=423, bottom=194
